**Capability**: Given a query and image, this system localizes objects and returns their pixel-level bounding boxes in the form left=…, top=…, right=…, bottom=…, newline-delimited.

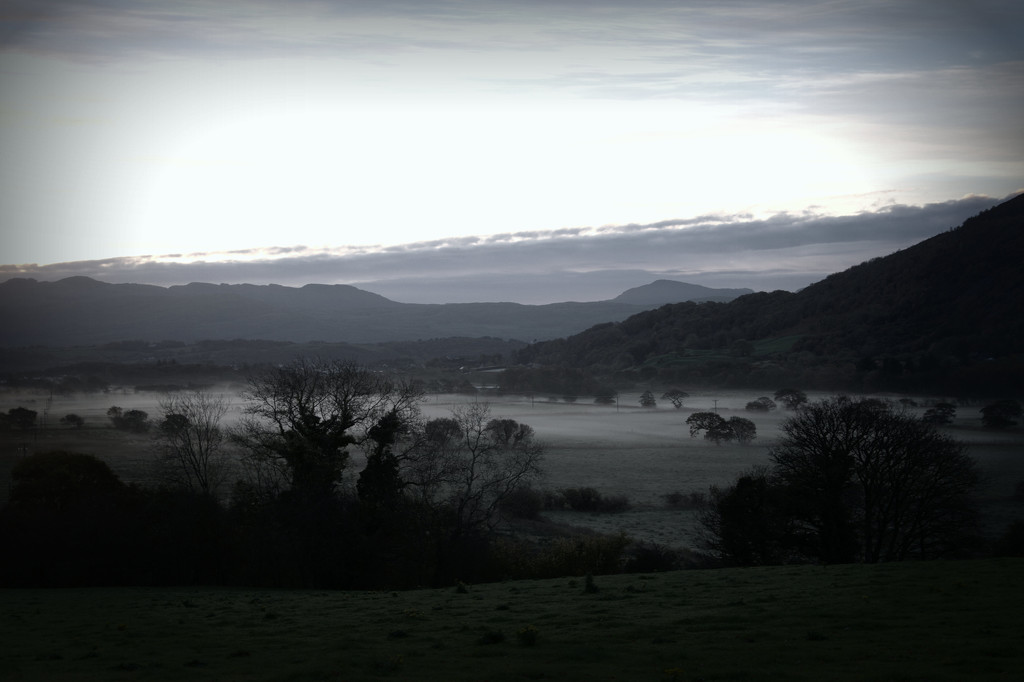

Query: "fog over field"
left=5, top=387, right=1022, bottom=554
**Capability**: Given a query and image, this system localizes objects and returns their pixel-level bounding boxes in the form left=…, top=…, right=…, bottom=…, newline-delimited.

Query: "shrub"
left=993, top=520, right=1024, bottom=557
left=516, top=625, right=539, bottom=646
left=499, top=487, right=544, bottom=520
left=662, top=490, right=707, bottom=509
left=486, top=533, right=630, bottom=579
left=625, top=541, right=679, bottom=572
left=557, top=487, right=631, bottom=513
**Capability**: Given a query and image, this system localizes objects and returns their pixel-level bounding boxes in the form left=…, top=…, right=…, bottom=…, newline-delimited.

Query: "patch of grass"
left=1, top=559, right=1022, bottom=681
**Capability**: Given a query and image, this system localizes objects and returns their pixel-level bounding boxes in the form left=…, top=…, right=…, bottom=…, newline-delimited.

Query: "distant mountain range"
left=515, top=194, right=1024, bottom=393
left=0, top=276, right=751, bottom=347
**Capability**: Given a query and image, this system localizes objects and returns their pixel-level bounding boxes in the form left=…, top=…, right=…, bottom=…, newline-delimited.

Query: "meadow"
left=3, top=387, right=1024, bottom=680
left=1, top=558, right=1022, bottom=681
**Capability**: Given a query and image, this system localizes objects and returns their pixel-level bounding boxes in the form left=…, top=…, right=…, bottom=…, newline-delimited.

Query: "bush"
left=499, top=487, right=544, bottom=520
left=624, top=541, right=679, bottom=572
left=662, top=490, right=707, bottom=509
left=993, top=520, right=1024, bottom=557
left=556, top=487, right=631, bottom=513
left=486, top=533, right=630, bottom=579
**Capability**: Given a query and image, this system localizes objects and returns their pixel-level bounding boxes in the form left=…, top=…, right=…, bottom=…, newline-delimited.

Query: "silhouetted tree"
left=774, top=388, right=808, bottom=410
left=8, top=451, right=125, bottom=510
left=922, top=402, right=957, bottom=425
left=686, top=412, right=733, bottom=444
left=108, top=406, right=150, bottom=432
left=639, top=390, right=657, bottom=408
left=155, top=391, right=231, bottom=495
left=728, top=416, right=757, bottom=444
left=59, top=413, right=85, bottom=429
left=7, top=407, right=37, bottom=431
left=356, top=409, right=406, bottom=516
left=661, top=389, right=689, bottom=409
left=771, top=396, right=979, bottom=563
left=405, top=403, right=543, bottom=537
left=701, top=467, right=797, bottom=566
left=233, top=358, right=423, bottom=501
left=980, top=399, right=1021, bottom=429
left=745, top=396, right=776, bottom=412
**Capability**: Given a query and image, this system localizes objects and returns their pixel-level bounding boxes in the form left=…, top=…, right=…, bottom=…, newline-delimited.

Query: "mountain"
left=613, top=280, right=753, bottom=305
left=514, top=194, right=1024, bottom=393
left=0, top=277, right=751, bottom=347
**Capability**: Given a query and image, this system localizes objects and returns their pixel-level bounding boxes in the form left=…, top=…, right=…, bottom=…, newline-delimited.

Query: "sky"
left=1, top=0, right=1021, bottom=303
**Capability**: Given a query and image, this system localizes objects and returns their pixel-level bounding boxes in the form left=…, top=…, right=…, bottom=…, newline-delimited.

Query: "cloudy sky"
left=1, top=1, right=1021, bottom=303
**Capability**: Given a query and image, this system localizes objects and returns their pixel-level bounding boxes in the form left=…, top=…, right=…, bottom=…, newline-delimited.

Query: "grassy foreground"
left=2, top=559, right=1022, bottom=682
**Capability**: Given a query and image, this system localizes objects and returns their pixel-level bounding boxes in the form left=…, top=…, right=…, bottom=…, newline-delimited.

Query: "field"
left=1, top=558, right=1022, bottom=681
left=3, top=387, right=1024, bottom=680
left=3, top=387, right=1024, bottom=551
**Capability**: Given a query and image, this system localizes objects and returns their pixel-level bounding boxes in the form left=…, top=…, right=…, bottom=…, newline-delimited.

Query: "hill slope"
left=515, top=194, right=1024, bottom=393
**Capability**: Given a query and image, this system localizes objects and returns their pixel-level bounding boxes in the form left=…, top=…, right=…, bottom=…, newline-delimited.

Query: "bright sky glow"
left=1, top=0, right=1021, bottom=298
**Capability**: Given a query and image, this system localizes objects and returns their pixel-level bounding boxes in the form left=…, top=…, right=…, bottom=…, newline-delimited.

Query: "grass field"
left=2, top=559, right=1022, bottom=681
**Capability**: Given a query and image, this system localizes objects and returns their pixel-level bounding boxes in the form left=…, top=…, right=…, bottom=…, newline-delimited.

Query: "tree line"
left=700, top=397, right=989, bottom=565
left=0, top=359, right=551, bottom=589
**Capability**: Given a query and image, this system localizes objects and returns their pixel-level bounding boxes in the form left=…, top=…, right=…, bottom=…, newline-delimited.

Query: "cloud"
left=2, top=194, right=1010, bottom=303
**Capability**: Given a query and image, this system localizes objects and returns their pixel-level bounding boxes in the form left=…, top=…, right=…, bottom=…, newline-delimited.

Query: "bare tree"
left=233, top=358, right=423, bottom=500
left=155, top=391, right=231, bottom=495
left=661, top=389, right=689, bottom=409
left=770, top=396, right=979, bottom=563
left=403, top=403, right=543, bottom=536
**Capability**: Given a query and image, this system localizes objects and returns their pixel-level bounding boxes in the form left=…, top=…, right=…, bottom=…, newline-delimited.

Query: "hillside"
left=514, top=194, right=1024, bottom=393
left=0, top=278, right=749, bottom=347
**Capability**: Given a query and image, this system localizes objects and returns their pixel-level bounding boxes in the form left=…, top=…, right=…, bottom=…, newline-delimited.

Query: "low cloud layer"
left=2, top=195, right=1010, bottom=303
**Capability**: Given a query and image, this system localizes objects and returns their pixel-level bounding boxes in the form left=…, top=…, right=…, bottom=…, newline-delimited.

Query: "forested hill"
left=514, top=193, right=1024, bottom=394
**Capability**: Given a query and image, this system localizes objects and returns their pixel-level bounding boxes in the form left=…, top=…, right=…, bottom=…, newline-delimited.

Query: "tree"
left=7, top=407, right=37, bottom=431
left=980, top=399, right=1022, bottom=429
left=155, top=391, right=231, bottom=495
left=686, top=412, right=733, bottom=444
left=639, top=390, right=657, bottom=408
left=8, top=451, right=126, bottom=511
left=774, top=388, right=808, bottom=410
left=404, top=403, right=543, bottom=537
left=685, top=413, right=756, bottom=445
left=922, top=402, right=956, bottom=425
left=745, top=396, right=776, bottom=412
left=59, top=413, right=85, bottom=429
left=108, top=407, right=150, bottom=432
left=356, top=408, right=406, bottom=515
left=728, top=416, right=757, bottom=445
left=661, top=389, right=689, bottom=409
left=770, top=396, right=979, bottom=563
left=234, top=358, right=423, bottom=501
left=700, top=467, right=797, bottom=566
